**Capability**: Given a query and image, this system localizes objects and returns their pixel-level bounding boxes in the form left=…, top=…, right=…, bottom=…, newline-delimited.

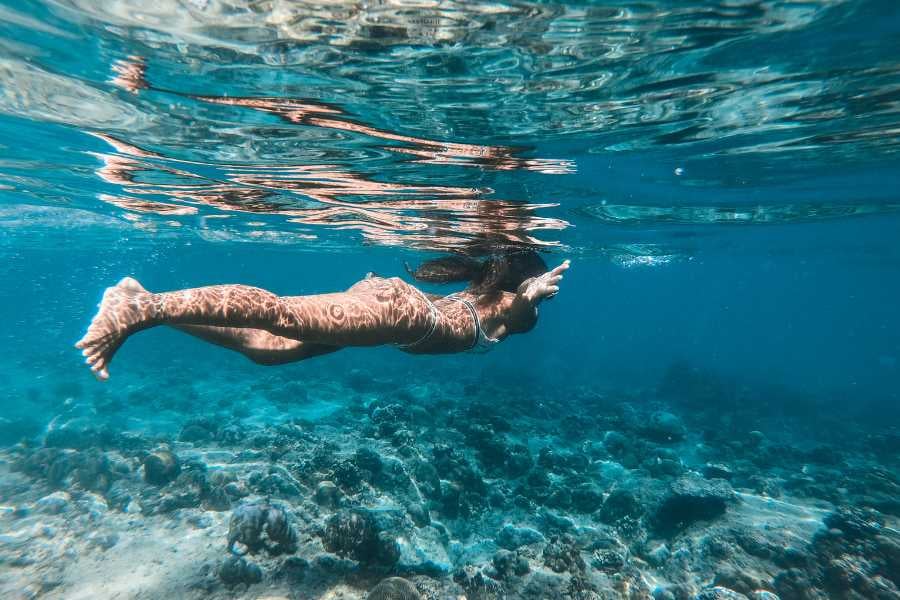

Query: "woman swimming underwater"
left=75, top=252, right=569, bottom=380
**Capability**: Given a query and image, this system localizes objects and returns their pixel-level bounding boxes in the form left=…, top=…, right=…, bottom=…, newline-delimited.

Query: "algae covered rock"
left=218, top=555, right=262, bottom=587
left=179, top=422, right=214, bottom=443
left=35, top=491, right=70, bottom=514
left=493, top=548, right=530, bottom=577
left=599, top=488, right=643, bottom=523
left=823, top=505, right=883, bottom=540
left=314, top=480, right=343, bottom=507
left=496, top=524, right=545, bottom=550
left=703, top=463, right=734, bottom=480
left=654, top=474, right=736, bottom=534
left=366, top=577, right=421, bottom=600
left=371, top=403, right=409, bottom=436
left=227, top=501, right=298, bottom=556
left=321, top=509, right=400, bottom=567
left=44, top=416, right=100, bottom=450
left=354, top=447, right=384, bottom=475
left=142, top=448, right=180, bottom=486
left=452, top=565, right=504, bottom=599
left=571, top=482, right=604, bottom=513
left=542, top=534, right=585, bottom=574
left=643, top=411, right=686, bottom=442
left=694, top=587, right=750, bottom=600
left=591, top=548, right=625, bottom=572
left=394, top=524, right=451, bottom=575
left=405, top=502, right=430, bottom=527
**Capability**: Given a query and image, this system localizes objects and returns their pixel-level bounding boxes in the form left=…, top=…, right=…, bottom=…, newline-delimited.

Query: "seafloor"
left=0, top=361, right=898, bottom=600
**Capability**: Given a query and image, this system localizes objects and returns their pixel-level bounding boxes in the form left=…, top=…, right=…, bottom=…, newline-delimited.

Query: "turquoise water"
left=1, top=1, right=899, bottom=599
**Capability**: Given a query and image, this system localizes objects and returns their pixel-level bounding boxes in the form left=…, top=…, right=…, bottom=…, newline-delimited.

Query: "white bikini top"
left=445, top=294, right=500, bottom=353
left=397, top=291, right=499, bottom=353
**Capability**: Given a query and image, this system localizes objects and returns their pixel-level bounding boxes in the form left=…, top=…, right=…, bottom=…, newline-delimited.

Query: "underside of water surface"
left=1, top=1, right=899, bottom=599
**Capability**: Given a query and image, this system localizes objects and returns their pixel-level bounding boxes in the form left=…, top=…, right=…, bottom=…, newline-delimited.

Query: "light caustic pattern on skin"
left=76, top=256, right=570, bottom=379
left=91, top=59, right=573, bottom=252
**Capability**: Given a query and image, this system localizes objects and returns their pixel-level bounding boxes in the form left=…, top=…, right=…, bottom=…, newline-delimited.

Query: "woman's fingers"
left=542, top=271, right=565, bottom=284
left=543, top=260, right=569, bottom=298
left=549, top=259, right=571, bottom=276
left=526, top=259, right=570, bottom=302
left=543, top=259, right=570, bottom=285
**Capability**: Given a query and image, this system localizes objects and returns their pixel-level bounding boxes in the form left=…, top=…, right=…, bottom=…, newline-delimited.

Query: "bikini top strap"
left=445, top=294, right=481, bottom=350
left=397, top=288, right=440, bottom=349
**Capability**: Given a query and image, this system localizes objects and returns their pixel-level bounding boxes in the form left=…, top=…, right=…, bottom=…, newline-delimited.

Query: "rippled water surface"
left=1, top=0, right=899, bottom=256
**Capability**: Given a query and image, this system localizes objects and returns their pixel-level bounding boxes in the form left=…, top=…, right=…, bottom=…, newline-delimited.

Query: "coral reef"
left=366, top=577, right=422, bottom=600
left=227, top=501, right=299, bottom=556
left=0, top=364, right=897, bottom=599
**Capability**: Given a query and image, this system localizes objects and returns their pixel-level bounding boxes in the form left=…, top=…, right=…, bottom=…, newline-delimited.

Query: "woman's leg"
left=80, top=278, right=337, bottom=366
left=76, top=276, right=432, bottom=379
left=173, top=325, right=341, bottom=365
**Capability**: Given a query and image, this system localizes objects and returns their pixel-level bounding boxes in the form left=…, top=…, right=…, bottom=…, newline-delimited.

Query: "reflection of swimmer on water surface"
left=110, top=57, right=574, bottom=174
left=97, top=58, right=572, bottom=250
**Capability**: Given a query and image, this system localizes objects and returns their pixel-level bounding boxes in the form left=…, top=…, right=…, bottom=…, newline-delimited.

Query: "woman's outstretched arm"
left=507, top=259, right=570, bottom=333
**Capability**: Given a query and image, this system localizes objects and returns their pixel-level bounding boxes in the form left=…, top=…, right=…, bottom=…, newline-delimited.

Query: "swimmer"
left=75, top=253, right=570, bottom=379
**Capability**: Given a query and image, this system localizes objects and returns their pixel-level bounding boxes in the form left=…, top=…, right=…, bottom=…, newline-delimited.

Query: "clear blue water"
left=1, top=1, right=899, bottom=598
left=2, top=0, right=898, bottom=405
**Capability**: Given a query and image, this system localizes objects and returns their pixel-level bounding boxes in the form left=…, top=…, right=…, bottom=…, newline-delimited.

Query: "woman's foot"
left=75, top=277, right=153, bottom=380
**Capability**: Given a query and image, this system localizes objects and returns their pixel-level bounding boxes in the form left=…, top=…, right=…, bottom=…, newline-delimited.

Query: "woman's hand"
left=519, top=259, right=570, bottom=305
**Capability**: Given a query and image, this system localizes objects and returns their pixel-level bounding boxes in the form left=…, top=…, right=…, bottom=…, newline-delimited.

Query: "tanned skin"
left=75, top=260, right=569, bottom=380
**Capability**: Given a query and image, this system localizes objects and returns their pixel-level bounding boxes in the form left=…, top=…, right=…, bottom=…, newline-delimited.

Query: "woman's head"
left=473, top=251, right=548, bottom=293
left=407, top=251, right=548, bottom=294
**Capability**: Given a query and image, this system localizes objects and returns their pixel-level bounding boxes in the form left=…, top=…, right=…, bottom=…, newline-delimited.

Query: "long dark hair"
left=406, top=251, right=548, bottom=295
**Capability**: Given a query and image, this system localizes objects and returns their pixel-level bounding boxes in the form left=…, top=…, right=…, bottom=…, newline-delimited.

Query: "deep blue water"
left=1, top=1, right=899, bottom=599
left=1, top=0, right=898, bottom=410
